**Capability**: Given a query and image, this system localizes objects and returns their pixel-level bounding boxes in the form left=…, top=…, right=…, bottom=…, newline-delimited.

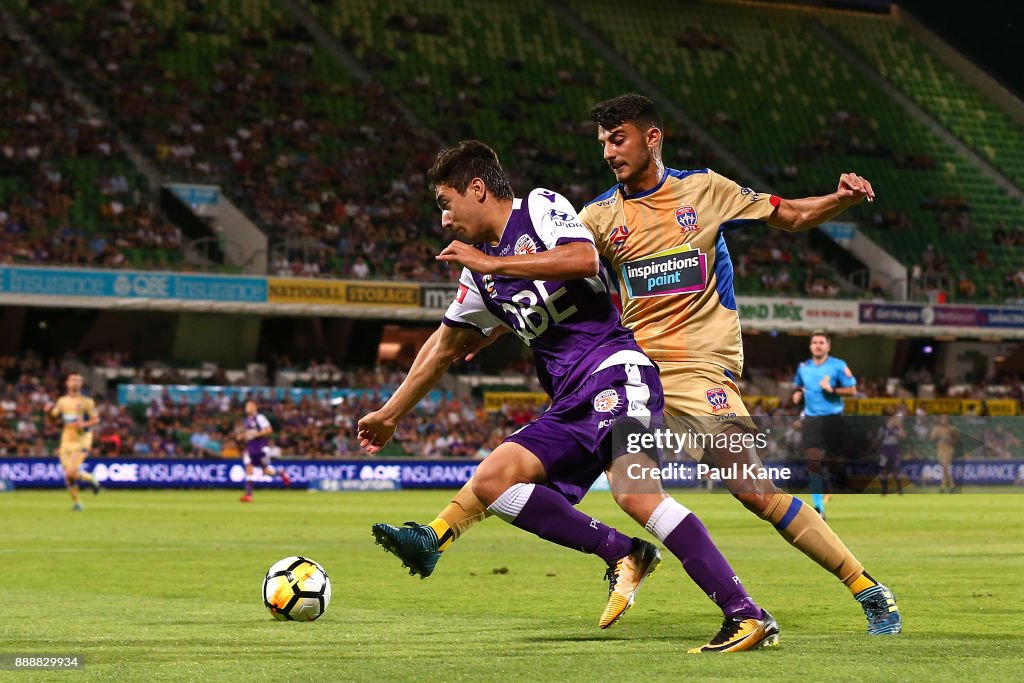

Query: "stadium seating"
left=7, top=0, right=1024, bottom=299
left=0, top=29, right=182, bottom=270
left=300, top=0, right=717, bottom=202
left=301, top=0, right=850, bottom=293
left=566, top=0, right=1024, bottom=302
left=11, top=0, right=455, bottom=281
left=824, top=13, right=1024, bottom=188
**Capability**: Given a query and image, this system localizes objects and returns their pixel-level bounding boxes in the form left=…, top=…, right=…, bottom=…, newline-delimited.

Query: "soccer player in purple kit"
left=358, top=140, right=778, bottom=652
left=874, top=406, right=905, bottom=496
left=239, top=400, right=291, bottom=502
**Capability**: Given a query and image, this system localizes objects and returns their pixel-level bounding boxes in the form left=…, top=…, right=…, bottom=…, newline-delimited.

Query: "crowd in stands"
left=14, top=0, right=459, bottom=283
left=793, top=109, right=901, bottom=169
left=0, top=352, right=539, bottom=459
left=2, top=2, right=866, bottom=294
left=730, top=229, right=845, bottom=297
left=0, top=31, right=184, bottom=270
left=5, top=349, right=1024, bottom=460
left=10, top=2, right=1024, bottom=304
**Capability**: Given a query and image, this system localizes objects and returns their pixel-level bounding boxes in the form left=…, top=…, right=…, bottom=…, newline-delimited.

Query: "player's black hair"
left=427, top=140, right=514, bottom=200
left=810, top=329, right=832, bottom=343
left=590, top=94, right=663, bottom=132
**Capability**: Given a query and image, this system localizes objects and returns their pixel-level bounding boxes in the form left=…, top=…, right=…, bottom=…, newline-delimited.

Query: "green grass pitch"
left=1, top=489, right=1022, bottom=681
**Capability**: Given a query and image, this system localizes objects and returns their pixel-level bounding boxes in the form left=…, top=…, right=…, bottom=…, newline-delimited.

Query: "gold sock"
left=762, top=492, right=867, bottom=589
left=431, top=482, right=490, bottom=551
left=427, top=518, right=454, bottom=551
left=848, top=572, right=877, bottom=596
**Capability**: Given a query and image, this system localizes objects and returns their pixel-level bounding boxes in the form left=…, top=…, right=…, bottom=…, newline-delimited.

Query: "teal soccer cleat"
left=372, top=522, right=441, bottom=579
left=856, top=584, right=902, bottom=635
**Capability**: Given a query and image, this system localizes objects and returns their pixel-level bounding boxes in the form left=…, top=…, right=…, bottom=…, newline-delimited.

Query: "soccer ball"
left=263, top=556, right=332, bottom=621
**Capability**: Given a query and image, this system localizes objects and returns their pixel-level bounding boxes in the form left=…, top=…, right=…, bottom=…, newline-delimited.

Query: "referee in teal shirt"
left=792, top=330, right=858, bottom=518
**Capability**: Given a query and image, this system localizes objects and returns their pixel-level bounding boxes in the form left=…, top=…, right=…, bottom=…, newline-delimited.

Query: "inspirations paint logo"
left=620, top=244, right=707, bottom=299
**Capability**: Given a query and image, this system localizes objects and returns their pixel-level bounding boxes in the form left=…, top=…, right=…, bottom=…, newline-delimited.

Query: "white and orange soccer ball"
left=262, top=556, right=332, bottom=621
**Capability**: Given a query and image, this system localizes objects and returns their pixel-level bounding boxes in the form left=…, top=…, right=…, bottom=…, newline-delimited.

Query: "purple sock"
left=663, top=515, right=760, bottom=619
left=245, top=479, right=254, bottom=496
left=491, top=483, right=633, bottom=564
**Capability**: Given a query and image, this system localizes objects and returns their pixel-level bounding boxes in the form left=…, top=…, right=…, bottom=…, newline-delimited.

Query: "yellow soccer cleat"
left=599, top=538, right=661, bottom=629
left=688, top=610, right=781, bottom=653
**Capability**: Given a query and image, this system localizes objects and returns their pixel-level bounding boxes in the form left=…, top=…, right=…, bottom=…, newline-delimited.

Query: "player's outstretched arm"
left=357, top=323, right=483, bottom=454
left=768, top=172, right=875, bottom=232
left=437, top=240, right=599, bottom=280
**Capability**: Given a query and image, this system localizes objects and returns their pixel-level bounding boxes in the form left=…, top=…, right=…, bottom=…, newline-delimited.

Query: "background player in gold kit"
left=373, top=94, right=900, bottom=637
left=48, top=373, right=101, bottom=510
left=930, top=414, right=959, bottom=493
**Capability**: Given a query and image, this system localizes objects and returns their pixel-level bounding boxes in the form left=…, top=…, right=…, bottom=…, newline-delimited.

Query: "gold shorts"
left=657, top=361, right=749, bottom=418
left=656, top=361, right=760, bottom=467
left=59, top=436, right=92, bottom=469
left=937, top=448, right=954, bottom=467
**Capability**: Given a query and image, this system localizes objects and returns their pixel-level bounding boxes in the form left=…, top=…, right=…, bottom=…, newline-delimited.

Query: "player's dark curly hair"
left=590, top=94, right=663, bottom=132
left=427, top=140, right=514, bottom=200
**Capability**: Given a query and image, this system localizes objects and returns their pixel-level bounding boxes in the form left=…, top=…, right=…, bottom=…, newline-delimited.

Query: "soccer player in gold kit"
left=48, top=373, right=101, bottom=510
left=374, top=94, right=900, bottom=638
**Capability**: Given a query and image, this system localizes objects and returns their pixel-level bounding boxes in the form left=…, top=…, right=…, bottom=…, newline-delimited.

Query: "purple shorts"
left=504, top=362, right=664, bottom=504
left=244, top=447, right=268, bottom=468
left=879, top=448, right=900, bottom=470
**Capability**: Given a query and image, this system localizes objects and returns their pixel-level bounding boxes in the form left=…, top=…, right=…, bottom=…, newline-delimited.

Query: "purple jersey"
left=245, top=413, right=272, bottom=456
left=443, top=188, right=646, bottom=401
left=878, top=422, right=901, bottom=459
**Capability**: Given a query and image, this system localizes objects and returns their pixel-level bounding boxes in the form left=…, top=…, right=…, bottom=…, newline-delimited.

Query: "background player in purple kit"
left=874, top=407, right=905, bottom=496
left=359, top=140, right=778, bottom=652
left=240, top=400, right=291, bottom=502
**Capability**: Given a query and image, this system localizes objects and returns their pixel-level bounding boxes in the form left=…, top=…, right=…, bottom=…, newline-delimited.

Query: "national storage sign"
left=267, top=277, right=419, bottom=307
left=267, top=278, right=347, bottom=304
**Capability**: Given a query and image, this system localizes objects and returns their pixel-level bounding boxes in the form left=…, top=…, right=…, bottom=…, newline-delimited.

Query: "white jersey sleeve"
left=256, top=414, right=272, bottom=432
left=442, top=268, right=505, bottom=336
left=527, top=188, right=594, bottom=251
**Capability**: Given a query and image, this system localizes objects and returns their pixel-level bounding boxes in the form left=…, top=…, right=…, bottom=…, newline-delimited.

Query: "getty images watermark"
left=623, top=429, right=792, bottom=483
left=607, top=414, right=1024, bottom=493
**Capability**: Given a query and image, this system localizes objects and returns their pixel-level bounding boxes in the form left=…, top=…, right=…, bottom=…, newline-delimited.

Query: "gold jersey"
left=580, top=168, right=778, bottom=375
left=53, top=395, right=96, bottom=443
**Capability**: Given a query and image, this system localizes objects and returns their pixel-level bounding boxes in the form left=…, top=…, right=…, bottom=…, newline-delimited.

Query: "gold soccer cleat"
left=599, top=538, right=661, bottom=629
